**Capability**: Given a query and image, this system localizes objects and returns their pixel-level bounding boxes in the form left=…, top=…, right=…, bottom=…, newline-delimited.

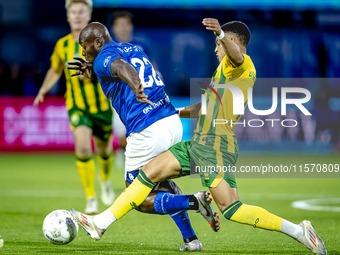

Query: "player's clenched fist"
left=202, top=18, right=222, bottom=36
left=67, top=57, right=93, bottom=79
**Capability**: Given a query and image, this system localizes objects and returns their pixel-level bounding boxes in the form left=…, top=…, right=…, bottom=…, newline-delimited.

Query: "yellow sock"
left=110, top=170, right=155, bottom=220
left=96, top=154, right=113, bottom=182
left=76, top=156, right=96, bottom=198
left=223, top=201, right=282, bottom=231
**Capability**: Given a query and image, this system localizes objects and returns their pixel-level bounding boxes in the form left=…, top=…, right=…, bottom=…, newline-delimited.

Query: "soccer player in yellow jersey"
left=71, top=19, right=326, bottom=254
left=34, top=0, right=115, bottom=214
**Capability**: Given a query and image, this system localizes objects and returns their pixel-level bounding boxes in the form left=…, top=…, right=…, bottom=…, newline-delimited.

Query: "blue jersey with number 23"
left=94, top=41, right=177, bottom=137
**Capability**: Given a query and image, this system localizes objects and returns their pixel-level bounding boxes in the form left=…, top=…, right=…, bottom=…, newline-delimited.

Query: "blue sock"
left=154, top=192, right=191, bottom=214
left=170, top=210, right=197, bottom=242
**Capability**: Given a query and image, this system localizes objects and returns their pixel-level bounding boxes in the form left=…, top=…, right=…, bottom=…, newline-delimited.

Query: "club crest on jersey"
left=199, top=82, right=223, bottom=109
left=70, top=112, right=81, bottom=126
left=104, top=56, right=111, bottom=67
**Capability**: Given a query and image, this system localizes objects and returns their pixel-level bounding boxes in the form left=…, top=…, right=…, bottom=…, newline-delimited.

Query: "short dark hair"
left=221, top=21, right=251, bottom=47
left=110, top=11, right=134, bottom=26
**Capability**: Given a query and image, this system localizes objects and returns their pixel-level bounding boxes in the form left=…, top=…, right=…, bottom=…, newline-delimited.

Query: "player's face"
left=112, top=17, right=133, bottom=42
left=215, top=38, right=225, bottom=62
left=81, top=41, right=98, bottom=63
left=67, top=3, right=91, bottom=32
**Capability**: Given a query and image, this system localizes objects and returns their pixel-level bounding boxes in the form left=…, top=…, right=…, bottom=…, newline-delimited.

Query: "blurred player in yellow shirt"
left=34, top=0, right=115, bottom=214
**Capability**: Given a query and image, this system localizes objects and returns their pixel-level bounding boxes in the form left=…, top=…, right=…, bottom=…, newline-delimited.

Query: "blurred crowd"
left=0, top=4, right=340, bottom=97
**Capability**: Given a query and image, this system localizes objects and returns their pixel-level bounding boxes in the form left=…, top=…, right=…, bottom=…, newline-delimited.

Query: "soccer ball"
left=42, top=210, right=79, bottom=245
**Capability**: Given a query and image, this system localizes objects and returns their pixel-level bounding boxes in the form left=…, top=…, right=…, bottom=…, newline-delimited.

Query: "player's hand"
left=202, top=18, right=222, bottom=36
left=135, top=83, right=154, bottom=106
left=33, top=92, right=45, bottom=106
left=67, top=57, right=93, bottom=79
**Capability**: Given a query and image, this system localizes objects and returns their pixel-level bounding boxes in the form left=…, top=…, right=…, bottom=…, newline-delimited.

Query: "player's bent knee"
left=97, top=148, right=111, bottom=158
left=75, top=144, right=92, bottom=157
left=156, top=180, right=183, bottom=195
left=215, top=198, right=239, bottom=213
left=95, top=140, right=112, bottom=157
left=142, top=151, right=182, bottom=183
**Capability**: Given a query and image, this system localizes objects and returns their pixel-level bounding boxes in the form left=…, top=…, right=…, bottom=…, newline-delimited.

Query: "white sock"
left=280, top=219, right=303, bottom=239
left=93, top=208, right=116, bottom=229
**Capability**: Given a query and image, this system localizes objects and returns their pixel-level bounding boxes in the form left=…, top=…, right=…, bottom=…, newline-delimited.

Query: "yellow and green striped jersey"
left=192, top=53, right=256, bottom=154
left=50, top=33, right=110, bottom=114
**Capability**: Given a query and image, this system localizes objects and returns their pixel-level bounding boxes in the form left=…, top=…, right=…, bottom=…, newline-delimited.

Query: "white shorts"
left=124, top=114, right=183, bottom=174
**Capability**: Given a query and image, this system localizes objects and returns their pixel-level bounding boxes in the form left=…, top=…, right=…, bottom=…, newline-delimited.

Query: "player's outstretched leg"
left=70, top=150, right=217, bottom=242
left=70, top=171, right=219, bottom=246
left=69, top=170, right=168, bottom=241
left=210, top=179, right=327, bottom=255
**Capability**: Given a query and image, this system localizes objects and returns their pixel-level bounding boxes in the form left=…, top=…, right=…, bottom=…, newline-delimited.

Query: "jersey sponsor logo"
left=104, top=56, right=111, bottom=67
left=142, top=96, right=170, bottom=114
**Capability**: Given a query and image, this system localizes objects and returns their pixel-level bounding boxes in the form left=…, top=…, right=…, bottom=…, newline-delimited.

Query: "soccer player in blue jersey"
left=68, top=22, right=219, bottom=251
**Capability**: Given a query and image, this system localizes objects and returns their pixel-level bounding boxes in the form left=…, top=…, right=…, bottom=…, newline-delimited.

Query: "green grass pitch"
left=0, top=153, right=339, bottom=254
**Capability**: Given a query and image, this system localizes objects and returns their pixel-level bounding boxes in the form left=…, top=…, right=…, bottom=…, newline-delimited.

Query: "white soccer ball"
left=42, top=210, right=79, bottom=245
left=0, top=235, right=4, bottom=248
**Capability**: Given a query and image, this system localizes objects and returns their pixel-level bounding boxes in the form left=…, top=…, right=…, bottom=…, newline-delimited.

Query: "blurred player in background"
left=33, top=0, right=115, bottom=214
left=72, top=19, right=327, bottom=255
left=110, top=11, right=148, bottom=53
left=109, top=10, right=161, bottom=169
left=111, top=10, right=162, bottom=81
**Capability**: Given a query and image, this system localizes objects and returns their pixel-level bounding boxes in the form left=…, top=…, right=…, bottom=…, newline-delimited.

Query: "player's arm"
left=33, top=68, right=62, bottom=106
left=177, top=102, right=201, bottom=118
left=110, top=58, right=153, bottom=106
left=203, top=18, right=244, bottom=66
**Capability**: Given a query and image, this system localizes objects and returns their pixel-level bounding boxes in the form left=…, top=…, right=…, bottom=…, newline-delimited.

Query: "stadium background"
left=0, top=0, right=339, bottom=254
left=0, top=0, right=339, bottom=152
